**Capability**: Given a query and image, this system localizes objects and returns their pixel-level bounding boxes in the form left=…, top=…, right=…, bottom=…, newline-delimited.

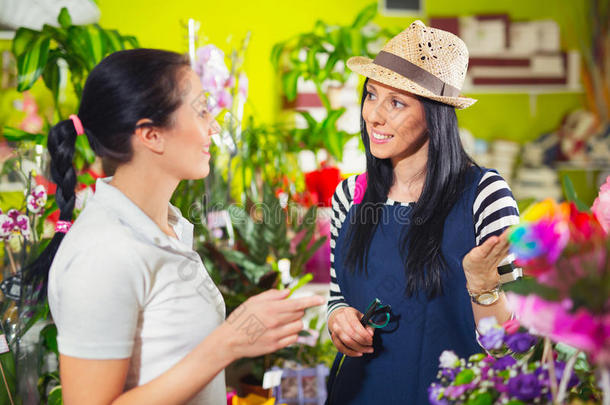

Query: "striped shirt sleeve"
left=473, top=170, right=520, bottom=266
left=327, top=175, right=358, bottom=321
left=472, top=170, right=520, bottom=355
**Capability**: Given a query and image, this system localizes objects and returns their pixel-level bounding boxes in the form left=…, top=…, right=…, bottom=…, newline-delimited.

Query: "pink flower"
left=0, top=209, right=31, bottom=240
left=26, top=184, right=47, bottom=214
left=506, top=294, right=559, bottom=336
left=0, top=214, right=13, bottom=239
left=592, top=175, right=610, bottom=233
left=238, top=72, right=248, bottom=99
left=502, top=318, right=520, bottom=334
left=551, top=309, right=600, bottom=352
left=217, top=90, right=232, bottom=109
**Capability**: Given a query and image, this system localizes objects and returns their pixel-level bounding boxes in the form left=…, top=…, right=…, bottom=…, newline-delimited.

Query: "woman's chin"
left=369, top=147, right=392, bottom=160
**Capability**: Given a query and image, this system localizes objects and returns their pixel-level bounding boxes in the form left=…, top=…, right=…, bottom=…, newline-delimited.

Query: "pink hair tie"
left=69, top=114, right=85, bottom=136
left=55, top=220, right=72, bottom=234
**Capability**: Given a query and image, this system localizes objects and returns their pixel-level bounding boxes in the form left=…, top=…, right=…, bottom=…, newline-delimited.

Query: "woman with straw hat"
left=326, top=21, right=522, bottom=403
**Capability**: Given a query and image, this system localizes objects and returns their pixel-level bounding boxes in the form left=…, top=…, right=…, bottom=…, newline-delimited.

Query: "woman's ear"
left=133, top=118, right=165, bottom=154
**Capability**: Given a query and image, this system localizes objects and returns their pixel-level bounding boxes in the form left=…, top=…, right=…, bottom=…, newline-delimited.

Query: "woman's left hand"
left=462, top=228, right=511, bottom=292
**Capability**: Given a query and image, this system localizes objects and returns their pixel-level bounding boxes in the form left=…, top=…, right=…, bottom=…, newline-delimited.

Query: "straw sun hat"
left=347, top=20, right=477, bottom=109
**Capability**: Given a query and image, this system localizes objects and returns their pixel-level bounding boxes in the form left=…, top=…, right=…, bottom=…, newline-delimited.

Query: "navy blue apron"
left=327, top=167, right=487, bottom=404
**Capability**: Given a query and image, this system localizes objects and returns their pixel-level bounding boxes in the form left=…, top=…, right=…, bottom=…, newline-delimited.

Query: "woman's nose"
left=368, top=101, right=387, bottom=126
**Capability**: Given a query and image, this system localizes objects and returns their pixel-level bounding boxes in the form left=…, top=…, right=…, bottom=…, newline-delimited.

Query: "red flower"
left=304, top=165, right=342, bottom=207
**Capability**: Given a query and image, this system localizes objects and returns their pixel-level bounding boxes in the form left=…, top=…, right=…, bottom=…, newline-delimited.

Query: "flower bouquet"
left=428, top=317, right=587, bottom=405
left=502, top=176, right=610, bottom=403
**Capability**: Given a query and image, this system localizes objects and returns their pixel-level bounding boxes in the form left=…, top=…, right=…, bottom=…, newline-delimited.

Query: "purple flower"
left=507, top=374, right=542, bottom=401
left=427, top=384, right=448, bottom=405
left=492, top=376, right=509, bottom=393
left=505, top=333, right=538, bottom=353
left=480, top=327, right=505, bottom=350
left=554, top=361, right=579, bottom=389
left=444, top=382, right=476, bottom=399
left=492, top=355, right=517, bottom=370
left=440, top=367, right=460, bottom=380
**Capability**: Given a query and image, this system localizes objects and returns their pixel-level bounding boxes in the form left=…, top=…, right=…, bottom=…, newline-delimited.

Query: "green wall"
left=3, top=0, right=590, bottom=144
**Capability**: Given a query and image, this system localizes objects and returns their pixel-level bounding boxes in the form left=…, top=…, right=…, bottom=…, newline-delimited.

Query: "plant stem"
left=556, top=350, right=580, bottom=403
left=5, top=249, right=17, bottom=276
left=542, top=337, right=559, bottom=402
left=0, top=362, right=15, bottom=405
left=601, top=366, right=610, bottom=405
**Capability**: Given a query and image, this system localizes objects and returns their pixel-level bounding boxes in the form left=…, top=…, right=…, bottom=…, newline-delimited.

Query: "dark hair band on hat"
left=373, top=51, right=461, bottom=98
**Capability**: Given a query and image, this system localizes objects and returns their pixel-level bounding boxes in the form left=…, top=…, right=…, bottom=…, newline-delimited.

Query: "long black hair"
left=25, top=49, right=191, bottom=301
left=345, top=78, right=476, bottom=298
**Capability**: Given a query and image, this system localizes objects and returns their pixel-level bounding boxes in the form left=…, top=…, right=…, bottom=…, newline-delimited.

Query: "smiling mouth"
left=371, top=130, right=394, bottom=140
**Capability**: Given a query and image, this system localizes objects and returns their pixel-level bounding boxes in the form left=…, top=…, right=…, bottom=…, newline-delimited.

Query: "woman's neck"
left=109, top=163, right=179, bottom=238
left=389, top=138, right=429, bottom=202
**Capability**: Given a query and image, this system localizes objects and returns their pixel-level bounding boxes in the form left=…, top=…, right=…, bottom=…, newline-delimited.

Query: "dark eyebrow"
left=366, top=83, right=409, bottom=99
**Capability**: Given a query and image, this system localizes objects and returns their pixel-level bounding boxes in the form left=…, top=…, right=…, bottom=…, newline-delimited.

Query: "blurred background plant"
left=270, top=3, right=398, bottom=161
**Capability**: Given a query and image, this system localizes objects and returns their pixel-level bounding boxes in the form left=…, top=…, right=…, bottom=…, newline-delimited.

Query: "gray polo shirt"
left=48, top=177, right=226, bottom=404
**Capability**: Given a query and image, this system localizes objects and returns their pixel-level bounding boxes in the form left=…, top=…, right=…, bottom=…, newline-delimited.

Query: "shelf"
left=463, top=85, right=583, bottom=95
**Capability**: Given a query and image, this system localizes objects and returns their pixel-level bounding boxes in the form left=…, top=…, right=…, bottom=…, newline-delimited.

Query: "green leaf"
left=270, top=42, right=285, bottom=69
left=505, top=401, right=525, bottom=405
left=40, top=324, right=59, bottom=357
left=468, top=353, right=486, bottom=363
left=299, top=236, right=327, bottom=265
left=296, top=111, right=318, bottom=131
left=282, top=70, right=300, bottom=101
left=103, top=30, right=124, bottom=52
left=221, top=249, right=270, bottom=284
left=502, top=277, right=559, bottom=301
left=74, top=133, right=96, bottom=164
left=12, top=27, right=38, bottom=57
left=42, top=50, right=62, bottom=106
left=324, top=52, right=340, bottom=75
left=466, top=392, right=493, bottom=405
left=16, top=34, right=51, bottom=91
left=322, top=108, right=346, bottom=132
left=561, top=175, right=589, bottom=211
left=58, top=7, right=72, bottom=28
left=352, top=3, right=378, bottom=29
left=2, top=126, right=46, bottom=144
left=47, top=385, right=63, bottom=405
left=453, top=369, right=475, bottom=385
left=122, top=35, right=140, bottom=49
left=83, top=25, right=106, bottom=68
left=306, top=44, right=320, bottom=74
left=349, top=30, right=363, bottom=56
left=77, top=172, right=96, bottom=186
left=288, top=273, right=313, bottom=297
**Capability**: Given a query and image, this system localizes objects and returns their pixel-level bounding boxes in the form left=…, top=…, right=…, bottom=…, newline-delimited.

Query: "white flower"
left=0, top=214, right=12, bottom=240
left=26, top=185, right=47, bottom=214
left=439, top=350, right=459, bottom=369
left=477, top=316, right=499, bottom=335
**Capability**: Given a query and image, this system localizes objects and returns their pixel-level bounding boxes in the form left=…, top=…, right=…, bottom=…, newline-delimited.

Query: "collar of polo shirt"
left=93, top=177, right=196, bottom=255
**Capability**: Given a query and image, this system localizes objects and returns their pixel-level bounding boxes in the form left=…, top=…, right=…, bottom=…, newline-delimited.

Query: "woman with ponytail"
left=325, top=22, right=522, bottom=403
left=26, top=49, right=323, bottom=405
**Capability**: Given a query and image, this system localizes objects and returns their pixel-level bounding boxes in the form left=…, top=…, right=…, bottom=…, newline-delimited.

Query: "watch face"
left=478, top=291, right=499, bottom=305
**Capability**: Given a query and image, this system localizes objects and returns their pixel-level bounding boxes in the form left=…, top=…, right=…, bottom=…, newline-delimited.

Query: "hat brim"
left=346, top=56, right=477, bottom=110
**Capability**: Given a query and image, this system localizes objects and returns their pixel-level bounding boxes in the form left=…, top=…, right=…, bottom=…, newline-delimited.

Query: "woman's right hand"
left=328, top=307, right=374, bottom=357
left=218, top=289, right=325, bottom=360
